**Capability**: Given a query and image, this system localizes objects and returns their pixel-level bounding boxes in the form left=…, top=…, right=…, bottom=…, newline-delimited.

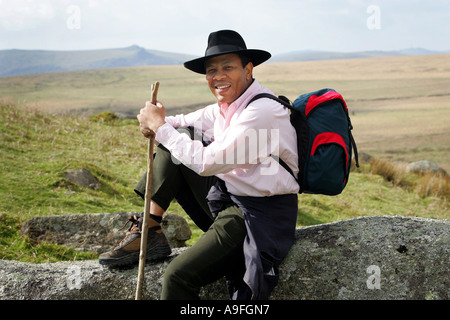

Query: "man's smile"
left=215, top=84, right=231, bottom=89
left=215, top=83, right=231, bottom=93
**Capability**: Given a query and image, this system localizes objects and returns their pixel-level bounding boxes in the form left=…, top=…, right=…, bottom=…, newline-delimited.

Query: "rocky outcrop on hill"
left=64, top=168, right=101, bottom=190
left=2, top=216, right=449, bottom=300
left=406, top=160, right=447, bottom=176
left=21, top=212, right=192, bottom=251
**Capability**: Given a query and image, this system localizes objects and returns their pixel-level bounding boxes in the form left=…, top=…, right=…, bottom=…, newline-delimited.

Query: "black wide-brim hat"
left=184, top=30, right=271, bottom=74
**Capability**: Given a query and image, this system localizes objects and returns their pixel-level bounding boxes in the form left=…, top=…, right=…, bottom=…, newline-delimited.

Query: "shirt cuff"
left=155, top=122, right=178, bottom=146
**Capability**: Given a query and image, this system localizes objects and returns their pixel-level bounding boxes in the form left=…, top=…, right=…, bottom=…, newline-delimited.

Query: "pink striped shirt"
left=155, top=80, right=299, bottom=197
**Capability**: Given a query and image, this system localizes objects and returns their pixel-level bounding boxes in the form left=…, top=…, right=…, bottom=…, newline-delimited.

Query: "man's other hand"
left=137, top=101, right=166, bottom=138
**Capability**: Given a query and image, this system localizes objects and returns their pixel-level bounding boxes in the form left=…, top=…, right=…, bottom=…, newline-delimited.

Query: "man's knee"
left=212, top=206, right=246, bottom=245
left=161, top=255, right=200, bottom=299
left=162, top=260, right=182, bottom=290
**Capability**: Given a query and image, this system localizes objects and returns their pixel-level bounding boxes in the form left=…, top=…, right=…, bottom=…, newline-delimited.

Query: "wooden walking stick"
left=135, top=81, right=159, bottom=300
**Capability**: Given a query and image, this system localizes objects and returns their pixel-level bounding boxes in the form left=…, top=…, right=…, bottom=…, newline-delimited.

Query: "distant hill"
left=0, top=46, right=447, bottom=77
left=270, top=48, right=445, bottom=63
left=0, top=45, right=196, bottom=77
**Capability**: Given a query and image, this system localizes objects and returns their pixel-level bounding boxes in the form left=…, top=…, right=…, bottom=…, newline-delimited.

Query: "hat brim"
left=184, top=49, right=271, bottom=74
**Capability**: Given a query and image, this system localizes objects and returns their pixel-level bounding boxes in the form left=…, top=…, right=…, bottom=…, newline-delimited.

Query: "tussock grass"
left=369, top=158, right=449, bottom=199
left=414, top=174, right=450, bottom=198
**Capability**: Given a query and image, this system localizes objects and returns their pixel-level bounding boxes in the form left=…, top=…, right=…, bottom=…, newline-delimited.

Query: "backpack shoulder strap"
left=270, top=155, right=298, bottom=183
left=245, top=93, right=299, bottom=183
left=246, top=93, right=293, bottom=110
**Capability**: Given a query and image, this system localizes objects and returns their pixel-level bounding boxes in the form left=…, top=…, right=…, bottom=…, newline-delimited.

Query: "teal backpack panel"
left=246, top=88, right=359, bottom=195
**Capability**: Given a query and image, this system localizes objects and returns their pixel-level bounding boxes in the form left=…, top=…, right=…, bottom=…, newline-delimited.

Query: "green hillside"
left=0, top=104, right=448, bottom=263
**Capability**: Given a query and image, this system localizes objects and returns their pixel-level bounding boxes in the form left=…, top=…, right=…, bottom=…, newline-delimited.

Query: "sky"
left=0, top=0, right=449, bottom=55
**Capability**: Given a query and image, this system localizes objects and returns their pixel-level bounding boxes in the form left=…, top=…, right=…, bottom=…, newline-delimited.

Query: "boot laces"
left=119, top=215, right=141, bottom=233
left=115, top=215, right=142, bottom=248
left=114, top=213, right=165, bottom=250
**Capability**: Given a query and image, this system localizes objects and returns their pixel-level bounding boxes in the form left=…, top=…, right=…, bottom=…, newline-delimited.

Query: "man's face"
left=205, top=53, right=254, bottom=104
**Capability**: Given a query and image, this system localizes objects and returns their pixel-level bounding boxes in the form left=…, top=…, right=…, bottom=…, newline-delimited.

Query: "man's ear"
left=245, top=62, right=254, bottom=81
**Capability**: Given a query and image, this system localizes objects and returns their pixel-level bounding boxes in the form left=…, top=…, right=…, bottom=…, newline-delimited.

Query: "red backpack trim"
left=310, top=132, right=349, bottom=169
left=305, top=91, right=348, bottom=116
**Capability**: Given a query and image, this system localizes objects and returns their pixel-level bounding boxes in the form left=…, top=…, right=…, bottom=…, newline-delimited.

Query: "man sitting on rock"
left=99, top=30, right=299, bottom=300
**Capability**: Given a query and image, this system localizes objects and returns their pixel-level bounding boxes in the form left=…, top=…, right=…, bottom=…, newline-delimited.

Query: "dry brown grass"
left=369, top=158, right=449, bottom=199
left=414, top=173, right=450, bottom=199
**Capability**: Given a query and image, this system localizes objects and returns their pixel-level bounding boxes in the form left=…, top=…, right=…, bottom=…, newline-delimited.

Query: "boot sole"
left=99, top=243, right=172, bottom=267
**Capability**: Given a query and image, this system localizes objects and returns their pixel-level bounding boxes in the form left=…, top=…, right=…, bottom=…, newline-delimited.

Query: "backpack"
left=247, top=88, right=359, bottom=195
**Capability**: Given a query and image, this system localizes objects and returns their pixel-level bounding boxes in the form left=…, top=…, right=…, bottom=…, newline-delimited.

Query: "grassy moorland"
left=1, top=53, right=449, bottom=171
left=0, top=54, right=449, bottom=263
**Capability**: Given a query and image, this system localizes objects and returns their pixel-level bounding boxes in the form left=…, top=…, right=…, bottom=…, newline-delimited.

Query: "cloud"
left=0, top=0, right=449, bottom=52
left=0, top=0, right=57, bottom=31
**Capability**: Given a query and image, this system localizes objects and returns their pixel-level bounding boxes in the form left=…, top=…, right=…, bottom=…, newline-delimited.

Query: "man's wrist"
left=153, top=120, right=167, bottom=134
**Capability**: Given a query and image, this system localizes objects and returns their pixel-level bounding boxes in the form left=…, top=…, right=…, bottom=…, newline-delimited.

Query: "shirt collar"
left=218, top=79, right=260, bottom=115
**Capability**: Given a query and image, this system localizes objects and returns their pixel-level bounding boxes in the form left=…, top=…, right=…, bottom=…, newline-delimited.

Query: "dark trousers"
left=134, top=127, right=249, bottom=299
left=134, top=128, right=216, bottom=232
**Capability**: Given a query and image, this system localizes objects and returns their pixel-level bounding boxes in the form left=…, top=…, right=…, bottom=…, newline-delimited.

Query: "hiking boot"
left=98, top=214, right=171, bottom=267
